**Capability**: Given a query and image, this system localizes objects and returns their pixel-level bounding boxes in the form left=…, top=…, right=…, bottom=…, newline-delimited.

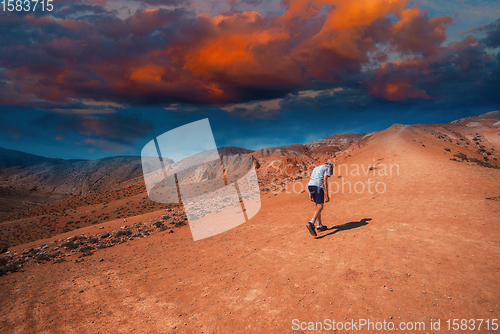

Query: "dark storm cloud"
left=39, top=111, right=154, bottom=144
left=481, top=18, right=500, bottom=48
left=227, top=0, right=264, bottom=6
left=0, top=6, right=195, bottom=107
left=52, top=2, right=111, bottom=19
left=228, top=17, right=500, bottom=118
left=137, top=0, right=186, bottom=5
left=360, top=33, right=500, bottom=107
left=0, top=0, right=472, bottom=108
left=0, top=106, right=154, bottom=156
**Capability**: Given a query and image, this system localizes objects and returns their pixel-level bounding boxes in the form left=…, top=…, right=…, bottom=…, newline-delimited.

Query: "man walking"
left=306, top=161, right=334, bottom=236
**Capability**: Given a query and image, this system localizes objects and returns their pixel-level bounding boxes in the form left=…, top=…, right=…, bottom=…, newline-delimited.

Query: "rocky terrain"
left=0, top=208, right=188, bottom=277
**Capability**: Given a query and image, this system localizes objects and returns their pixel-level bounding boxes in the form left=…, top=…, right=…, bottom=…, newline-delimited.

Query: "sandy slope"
left=1, top=118, right=500, bottom=333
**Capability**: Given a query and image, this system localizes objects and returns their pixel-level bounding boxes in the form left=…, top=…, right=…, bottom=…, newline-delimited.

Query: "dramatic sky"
left=0, top=0, right=499, bottom=159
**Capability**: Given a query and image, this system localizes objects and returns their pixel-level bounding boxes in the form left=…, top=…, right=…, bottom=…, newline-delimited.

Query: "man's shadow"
left=315, top=218, right=371, bottom=239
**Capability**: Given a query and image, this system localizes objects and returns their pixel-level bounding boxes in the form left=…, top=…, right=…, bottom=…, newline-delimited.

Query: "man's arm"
left=323, top=174, right=329, bottom=202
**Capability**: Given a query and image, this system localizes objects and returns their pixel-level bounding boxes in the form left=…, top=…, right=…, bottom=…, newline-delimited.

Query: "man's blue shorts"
left=308, top=185, right=324, bottom=204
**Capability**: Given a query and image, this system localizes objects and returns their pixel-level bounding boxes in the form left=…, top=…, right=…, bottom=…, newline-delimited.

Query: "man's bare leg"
left=311, top=203, right=323, bottom=226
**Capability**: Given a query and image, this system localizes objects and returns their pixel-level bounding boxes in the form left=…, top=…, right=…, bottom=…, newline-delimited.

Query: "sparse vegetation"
left=61, top=241, right=78, bottom=250
left=453, top=152, right=468, bottom=161
left=36, top=254, right=51, bottom=263
left=0, top=260, right=21, bottom=276
left=116, top=229, right=132, bottom=237
left=451, top=152, right=500, bottom=169
left=79, top=246, right=94, bottom=254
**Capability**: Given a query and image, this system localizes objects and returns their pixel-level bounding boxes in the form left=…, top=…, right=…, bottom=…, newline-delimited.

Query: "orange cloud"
left=380, top=57, right=430, bottom=73
left=368, top=79, right=430, bottom=101
left=0, top=3, right=456, bottom=107
left=177, top=0, right=426, bottom=91
left=130, top=65, right=164, bottom=82
left=182, top=11, right=291, bottom=87
left=320, top=0, right=406, bottom=31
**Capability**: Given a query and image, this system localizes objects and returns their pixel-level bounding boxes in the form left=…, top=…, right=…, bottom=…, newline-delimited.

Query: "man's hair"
left=325, top=162, right=333, bottom=167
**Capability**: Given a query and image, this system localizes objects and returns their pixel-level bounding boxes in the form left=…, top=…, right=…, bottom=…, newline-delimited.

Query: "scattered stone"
left=0, top=213, right=187, bottom=273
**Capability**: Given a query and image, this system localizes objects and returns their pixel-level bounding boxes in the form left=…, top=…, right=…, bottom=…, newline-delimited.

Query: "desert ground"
left=1, top=112, right=499, bottom=333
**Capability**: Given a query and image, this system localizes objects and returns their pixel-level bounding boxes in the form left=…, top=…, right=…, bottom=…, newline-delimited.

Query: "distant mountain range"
left=0, top=132, right=363, bottom=217
left=0, top=150, right=144, bottom=217
left=0, top=146, right=68, bottom=169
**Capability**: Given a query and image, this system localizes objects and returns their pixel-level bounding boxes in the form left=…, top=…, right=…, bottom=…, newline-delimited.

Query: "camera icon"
left=141, top=119, right=261, bottom=240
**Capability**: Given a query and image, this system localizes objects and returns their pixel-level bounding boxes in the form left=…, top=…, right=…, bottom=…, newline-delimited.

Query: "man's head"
left=325, top=161, right=333, bottom=173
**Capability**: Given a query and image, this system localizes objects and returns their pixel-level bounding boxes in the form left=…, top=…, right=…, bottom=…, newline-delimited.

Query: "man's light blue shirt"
left=308, top=164, right=331, bottom=189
